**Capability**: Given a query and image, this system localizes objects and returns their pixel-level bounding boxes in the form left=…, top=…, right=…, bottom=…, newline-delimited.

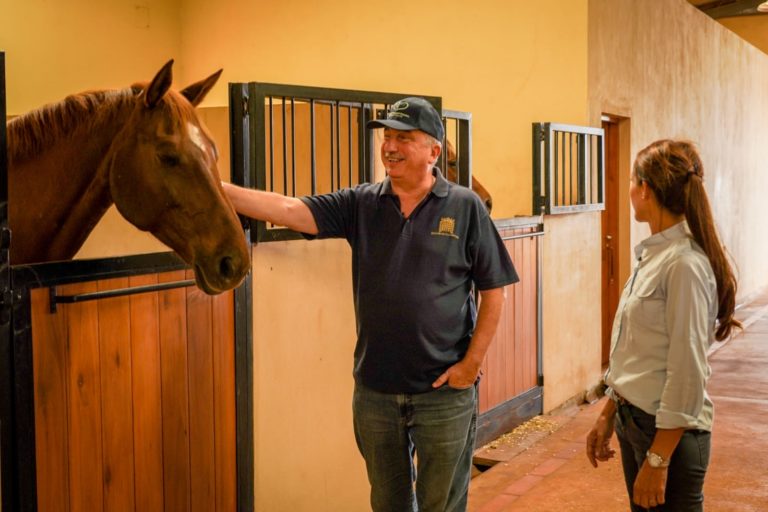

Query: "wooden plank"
left=475, top=387, right=543, bottom=448
left=65, top=282, right=104, bottom=512
left=478, top=354, right=489, bottom=412
left=31, top=287, right=71, bottom=512
left=521, top=235, right=530, bottom=388
left=129, top=274, right=165, bottom=512
left=98, top=277, right=136, bottom=511
left=212, top=290, right=237, bottom=512
left=480, top=285, right=503, bottom=413
left=513, top=236, right=525, bottom=395
left=158, top=270, right=191, bottom=512
left=531, top=238, right=543, bottom=386
left=525, top=234, right=538, bottom=387
left=186, top=271, right=216, bottom=512
left=503, top=237, right=516, bottom=401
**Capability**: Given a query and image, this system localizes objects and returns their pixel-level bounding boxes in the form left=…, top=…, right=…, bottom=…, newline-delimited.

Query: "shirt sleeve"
left=299, top=188, right=356, bottom=240
left=656, top=253, right=716, bottom=429
left=468, top=210, right=519, bottom=290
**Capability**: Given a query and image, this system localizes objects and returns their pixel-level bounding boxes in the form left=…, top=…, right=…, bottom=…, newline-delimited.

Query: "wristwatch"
left=646, top=450, right=670, bottom=468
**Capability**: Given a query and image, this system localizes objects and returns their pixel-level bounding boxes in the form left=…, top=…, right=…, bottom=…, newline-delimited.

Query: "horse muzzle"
left=193, top=249, right=250, bottom=295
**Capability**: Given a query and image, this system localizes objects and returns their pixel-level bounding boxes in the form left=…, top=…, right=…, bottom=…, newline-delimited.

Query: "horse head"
left=107, top=60, right=250, bottom=294
left=444, top=139, right=493, bottom=214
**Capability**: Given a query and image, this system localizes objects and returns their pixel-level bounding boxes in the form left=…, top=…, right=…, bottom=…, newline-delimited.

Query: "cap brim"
left=366, top=119, right=418, bottom=132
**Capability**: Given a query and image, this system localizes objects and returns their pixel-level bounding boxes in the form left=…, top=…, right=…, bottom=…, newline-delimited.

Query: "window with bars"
left=230, top=82, right=469, bottom=242
left=230, top=83, right=443, bottom=242
left=532, top=123, right=605, bottom=215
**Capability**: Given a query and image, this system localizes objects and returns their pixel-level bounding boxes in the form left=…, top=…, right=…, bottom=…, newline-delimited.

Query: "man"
left=223, top=97, right=518, bottom=511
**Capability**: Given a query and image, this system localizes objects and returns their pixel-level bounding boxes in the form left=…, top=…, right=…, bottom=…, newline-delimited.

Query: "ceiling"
left=690, top=0, right=768, bottom=54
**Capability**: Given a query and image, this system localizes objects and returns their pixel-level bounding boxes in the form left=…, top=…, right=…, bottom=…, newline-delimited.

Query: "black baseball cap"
left=367, top=97, right=445, bottom=141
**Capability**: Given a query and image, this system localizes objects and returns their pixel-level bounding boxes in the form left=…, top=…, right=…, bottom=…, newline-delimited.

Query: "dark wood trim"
left=229, top=84, right=255, bottom=511
left=475, top=386, right=543, bottom=448
left=233, top=273, right=254, bottom=512
left=11, top=252, right=187, bottom=291
left=11, top=287, right=36, bottom=511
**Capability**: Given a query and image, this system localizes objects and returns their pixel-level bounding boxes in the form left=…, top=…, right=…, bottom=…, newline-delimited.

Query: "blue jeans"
left=352, top=382, right=478, bottom=512
left=615, top=402, right=711, bottom=512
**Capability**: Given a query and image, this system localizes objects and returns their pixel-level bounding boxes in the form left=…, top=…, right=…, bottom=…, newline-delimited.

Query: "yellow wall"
left=1, top=0, right=182, bottom=115
left=174, top=1, right=590, bottom=509
left=541, top=213, right=604, bottom=410
left=178, top=0, right=589, bottom=218
left=719, top=15, right=768, bottom=56
left=588, top=0, right=768, bottom=301
left=3, top=0, right=605, bottom=510
left=1, top=0, right=187, bottom=259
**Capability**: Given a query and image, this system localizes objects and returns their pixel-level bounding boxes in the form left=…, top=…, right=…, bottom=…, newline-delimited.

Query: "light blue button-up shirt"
left=605, top=221, right=717, bottom=430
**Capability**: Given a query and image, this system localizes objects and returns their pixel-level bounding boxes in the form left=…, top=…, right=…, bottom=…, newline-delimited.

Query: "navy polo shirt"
left=300, top=169, right=518, bottom=393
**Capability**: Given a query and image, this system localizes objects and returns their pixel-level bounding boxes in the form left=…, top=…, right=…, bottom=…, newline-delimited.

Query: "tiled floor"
left=468, top=291, right=768, bottom=512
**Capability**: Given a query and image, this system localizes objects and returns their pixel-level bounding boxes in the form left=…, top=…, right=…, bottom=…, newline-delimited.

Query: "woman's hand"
left=633, top=462, right=668, bottom=509
left=586, top=400, right=617, bottom=467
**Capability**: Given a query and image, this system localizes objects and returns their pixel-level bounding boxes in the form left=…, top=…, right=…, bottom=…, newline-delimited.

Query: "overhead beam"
left=697, top=0, right=767, bottom=19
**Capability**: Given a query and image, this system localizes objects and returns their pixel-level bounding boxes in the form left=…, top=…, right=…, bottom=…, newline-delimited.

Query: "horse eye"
left=158, top=153, right=181, bottom=167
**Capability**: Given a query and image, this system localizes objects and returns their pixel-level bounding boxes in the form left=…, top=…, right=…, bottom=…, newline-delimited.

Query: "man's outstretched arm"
left=222, top=182, right=318, bottom=235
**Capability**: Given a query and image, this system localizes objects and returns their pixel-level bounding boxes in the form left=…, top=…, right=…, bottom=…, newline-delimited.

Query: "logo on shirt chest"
left=431, top=217, right=459, bottom=240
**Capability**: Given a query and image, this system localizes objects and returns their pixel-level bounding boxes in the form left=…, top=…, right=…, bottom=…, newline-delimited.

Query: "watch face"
left=646, top=451, right=667, bottom=468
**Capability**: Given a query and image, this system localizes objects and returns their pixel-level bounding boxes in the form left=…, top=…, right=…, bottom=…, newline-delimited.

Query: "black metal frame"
left=229, top=82, right=441, bottom=243
left=0, top=56, right=255, bottom=511
left=441, top=109, right=472, bottom=189
left=533, top=122, right=605, bottom=215
left=0, top=49, right=18, bottom=512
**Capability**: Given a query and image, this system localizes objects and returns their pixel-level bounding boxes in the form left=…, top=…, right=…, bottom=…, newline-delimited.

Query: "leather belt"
left=613, top=390, right=631, bottom=406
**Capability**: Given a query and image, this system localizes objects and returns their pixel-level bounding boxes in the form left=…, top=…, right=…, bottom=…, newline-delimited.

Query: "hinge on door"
left=0, top=227, right=10, bottom=250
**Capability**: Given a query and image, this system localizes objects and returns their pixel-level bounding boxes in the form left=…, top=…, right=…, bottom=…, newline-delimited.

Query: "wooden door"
left=601, top=119, right=621, bottom=366
left=478, top=223, right=539, bottom=412
left=31, top=270, right=236, bottom=512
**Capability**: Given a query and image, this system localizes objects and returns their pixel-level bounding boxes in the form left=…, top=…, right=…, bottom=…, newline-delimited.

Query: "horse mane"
left=6, top=88, right=138, bottom=164
left=6, top=83, right=201, bottom=166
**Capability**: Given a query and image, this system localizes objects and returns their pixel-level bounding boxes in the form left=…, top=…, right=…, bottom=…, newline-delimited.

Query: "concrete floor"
left=468, top=292, right=768, bottom=512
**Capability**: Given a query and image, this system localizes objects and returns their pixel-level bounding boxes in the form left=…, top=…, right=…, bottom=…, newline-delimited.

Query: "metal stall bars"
left=441, top=109, right=472, bottom=189
left=532, top=123, right=605, bottom=216
left=229, top=82, right=441, bottom=243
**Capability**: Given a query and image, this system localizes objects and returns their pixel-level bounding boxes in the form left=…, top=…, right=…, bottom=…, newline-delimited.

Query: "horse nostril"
left=219, top=256, right=237, bottom=279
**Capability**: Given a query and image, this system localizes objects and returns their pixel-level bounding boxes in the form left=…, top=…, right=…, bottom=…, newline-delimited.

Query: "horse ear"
left=180, top=69, right=223, bottom=106
left=145, top=59, right=174, bottom=109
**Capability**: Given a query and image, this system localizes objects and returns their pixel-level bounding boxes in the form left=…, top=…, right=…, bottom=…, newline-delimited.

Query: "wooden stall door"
left=31, top=270, right=236, bottom=512
left=476, top=224, right=540, bottom=445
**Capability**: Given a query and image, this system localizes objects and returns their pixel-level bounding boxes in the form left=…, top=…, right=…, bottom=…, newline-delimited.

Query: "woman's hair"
left=634, top=139, right=740, bottom=340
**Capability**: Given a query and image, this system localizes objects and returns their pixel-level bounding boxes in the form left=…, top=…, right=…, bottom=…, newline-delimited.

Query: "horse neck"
left=8, top=90, right=135, bottom=263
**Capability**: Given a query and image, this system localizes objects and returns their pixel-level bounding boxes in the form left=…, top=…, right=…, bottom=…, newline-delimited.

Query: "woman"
left=586, top=139, right=740, bottom=511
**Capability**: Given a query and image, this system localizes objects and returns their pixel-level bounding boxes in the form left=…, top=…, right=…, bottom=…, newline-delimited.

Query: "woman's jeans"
left=353, top=382, right=477, bottom=512
left=615, top=401, right=711, bottom=512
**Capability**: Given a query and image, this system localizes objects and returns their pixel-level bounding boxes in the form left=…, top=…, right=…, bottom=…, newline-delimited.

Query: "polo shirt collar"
left=380, top=167, right=449, bottom=199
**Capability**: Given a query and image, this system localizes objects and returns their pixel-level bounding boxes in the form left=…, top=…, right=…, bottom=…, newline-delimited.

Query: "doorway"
left=600, top=115, right=630, bottom=366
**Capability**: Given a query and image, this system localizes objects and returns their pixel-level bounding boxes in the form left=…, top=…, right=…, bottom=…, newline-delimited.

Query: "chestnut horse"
left=443, top=139, right=493, bottom=213
left=6, top=60, right=250, bottom=294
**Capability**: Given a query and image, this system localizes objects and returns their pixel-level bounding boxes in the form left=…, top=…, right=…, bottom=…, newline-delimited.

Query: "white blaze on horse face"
left=187, top=122, right=216, bottom=170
